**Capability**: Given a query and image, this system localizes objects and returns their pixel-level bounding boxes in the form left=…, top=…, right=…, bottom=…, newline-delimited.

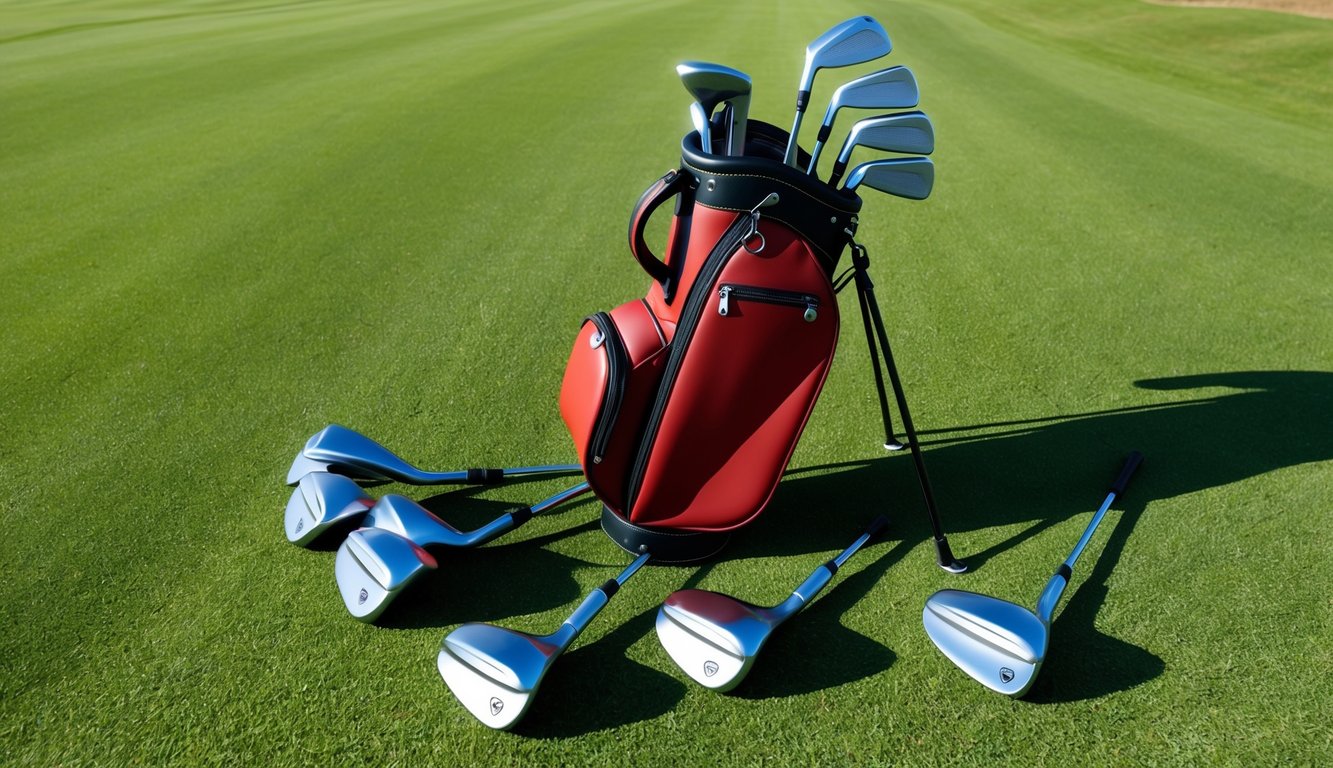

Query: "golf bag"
left=562, top=122, right=910, bottom=561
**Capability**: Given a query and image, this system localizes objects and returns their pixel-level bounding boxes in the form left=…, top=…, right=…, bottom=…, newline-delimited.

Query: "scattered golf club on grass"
left=284, top=471, right=375, bottom=546
left=676, top=61, right=751, bottom=156
left=825, top=112, right=935, bottom=188
left=438, top=551, right=652, bottom=729
left=287, top=423, right=580, bottom=486
left=335, top=482, right=591, bottom=622
left=841, top=157, right=935, bottom=199
left=783, top=16, right=893, bottom=168
left=923, top=451, right=1143, bottom=697
left=805, top=66, right=920, bottom=174
left=656, top=515, right=888, bottom=691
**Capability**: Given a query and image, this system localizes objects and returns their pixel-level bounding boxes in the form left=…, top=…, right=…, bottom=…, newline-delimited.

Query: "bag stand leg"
left=849, top=245, right=967, bottom=574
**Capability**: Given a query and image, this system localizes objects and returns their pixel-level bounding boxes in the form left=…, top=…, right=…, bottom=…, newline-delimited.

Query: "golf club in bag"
left=923, top=451, right=1143, bottom=696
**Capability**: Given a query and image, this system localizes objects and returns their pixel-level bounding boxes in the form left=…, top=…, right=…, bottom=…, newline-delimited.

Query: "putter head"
left=800, top=16, right=891, bottom=90
left=922, top=589, right=1049, bottom=697
left=843, top=157, right=934, bottom=200
left=655, top=589, right=779, bottom=691
left=287, top=424, right=420, bottom=485
left=284, top=471, right=374, bottom=546
left=334, top=527, right=438, bottom=622
left=437, top=623, right=558, bottom=729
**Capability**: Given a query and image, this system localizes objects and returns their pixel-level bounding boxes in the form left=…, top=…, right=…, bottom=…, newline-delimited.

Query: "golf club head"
left=364, top=494, right=462, bottom=544
left=677, top=61, right=751, bottom=156
left=334, top=527, right=438, bottom=622
left=438, top=623, right=557, bottom=730
left=843, top=157, right=934, bottom=200
left=800, top=16, right=892, bottom=90
left=284, top=471, right=374, bottom=546
left=839, top=112, right=935, bottom=161
left=287, top=424, right=423, bottom=485
left=829, top=65, right=919, bottom=112
left=656, top=589, right=781, bottom=691
left=922, top=589, right=1048, bottom=697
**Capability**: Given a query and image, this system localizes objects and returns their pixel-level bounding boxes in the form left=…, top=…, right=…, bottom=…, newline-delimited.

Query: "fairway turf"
left=2, top=0, right=1330, bottom=764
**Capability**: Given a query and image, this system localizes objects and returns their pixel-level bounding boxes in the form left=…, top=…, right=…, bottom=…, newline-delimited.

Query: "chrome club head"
left=656, top=590, right=798, bottom=691
left=287, top=424, right=438, bottom=485
left=334, top=527, right=438, bottom=622
left=655, top=516, right=887, bottom=692
left=284, top=471, right=374, bottom=546
left=922, top=589, right=1048, bottom=697
left=841, top=156, right=935, bottom=200
left=826, top=112, right=934, bottom=186
left=806, top=66, right=920, bottom=172
left=676, top=61, right=751, bottom=155
left=784, top=16, right=892, bottom=166
left=439, top=552, right=650, bottom=729
left=332, top=483, right=592, bottom=622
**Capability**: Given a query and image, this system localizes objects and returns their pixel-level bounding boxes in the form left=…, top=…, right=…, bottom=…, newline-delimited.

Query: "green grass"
left=2, top=0, right=1330, bottom=763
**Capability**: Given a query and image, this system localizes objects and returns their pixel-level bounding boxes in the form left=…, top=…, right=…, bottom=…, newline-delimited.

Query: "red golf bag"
left=561, top=122, right=961, bottom=566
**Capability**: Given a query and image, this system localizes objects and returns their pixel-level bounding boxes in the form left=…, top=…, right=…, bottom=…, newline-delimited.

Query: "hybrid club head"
left=656, top=590, right=795, bottom=691
left=923, top=589, right=1048, bottom=697
left=676, top=61, right=751, bottom=155
left=334, top=527, right=438, bottom=622
left=439, top=552, right=650, bottom=729
left=784, top=16, right=893, bottom=166
left=284, top=471, right=374, bottom=546
left=842, top=156, right=935, bottom=200
left=826, top=112, right=934, bottom=186
left=806, top=66, right=920, bottom=172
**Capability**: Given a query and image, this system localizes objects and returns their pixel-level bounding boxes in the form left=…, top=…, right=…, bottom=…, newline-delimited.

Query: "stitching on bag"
left=681, top=161, right=860, bottom=214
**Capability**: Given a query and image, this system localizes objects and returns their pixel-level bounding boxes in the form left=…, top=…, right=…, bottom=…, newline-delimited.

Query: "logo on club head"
left=358, top=588, right=368, bottom=605
left=703, top=661, right=719, bottom=677
left=295, top=519, right=304, bottom=534
left=1000, top=667, right=1015, bottom=684
left=490, top=697, right=504, bottom=716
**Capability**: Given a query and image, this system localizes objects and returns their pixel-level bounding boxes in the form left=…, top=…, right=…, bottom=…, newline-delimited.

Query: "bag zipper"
left=718, top=284, right=819, bottom=322
left=624, top=206, right=765, bottom=512
left=587, top=312, right=628, bottom=464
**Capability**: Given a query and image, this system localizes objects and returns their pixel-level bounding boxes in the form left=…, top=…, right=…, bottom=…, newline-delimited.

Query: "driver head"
left=655, top=589, right=778, bottom=691
left=334, top=527, right=437, bottom=622
left=922, top=589, right=1049, bottom=697
left=284, top=471, right=374, bottom=546
left=437, top=623, right=559, bottom=730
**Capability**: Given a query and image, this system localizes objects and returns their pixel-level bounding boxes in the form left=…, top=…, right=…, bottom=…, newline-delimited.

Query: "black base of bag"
left=600, top=506, right=731, bottom=563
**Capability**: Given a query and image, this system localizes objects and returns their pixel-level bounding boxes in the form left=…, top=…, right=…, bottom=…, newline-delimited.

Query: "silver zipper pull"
left=803, top=300, right=818, bottom=323
left=718, top=286, right=732, bottom=316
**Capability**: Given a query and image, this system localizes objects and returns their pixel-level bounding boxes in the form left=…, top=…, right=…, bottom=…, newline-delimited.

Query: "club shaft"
left=1035, top=452, right=1143, bottom=622
left=439, top=481, right=590, bottom=547
left=783, top=104, right=807, bottom=167
left=779, top=515, right=888, bottom=617
left=530, top=481, right=592, bottom=514
left=551, top=552, right=651, bottom=649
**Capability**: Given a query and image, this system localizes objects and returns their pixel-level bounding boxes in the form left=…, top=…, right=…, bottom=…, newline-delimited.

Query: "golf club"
left=923, top=451, right=1143, bottom=697
left=284, top=471, right=374, bottom=546
left=841, top=157, right=935, bottom=200
left=804, top=65, right=920, bottom=174
left=656, top=515, right=888, bottom=691
left=689, top=102, right=711, bottom=152
left=676, top=61, right=751, bottom=156
left=287, top=423, right=580, bottom=486
left=438, top=550, right=651, bottom=729
left=825, top=112, right=935, bottom=188
left=335, top=481, right=591, bottom=622
left=783, top=16, right=892, bottom=168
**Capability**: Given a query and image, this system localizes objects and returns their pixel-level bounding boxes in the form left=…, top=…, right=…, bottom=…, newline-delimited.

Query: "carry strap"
left=628, top=169, right=694, bottom=300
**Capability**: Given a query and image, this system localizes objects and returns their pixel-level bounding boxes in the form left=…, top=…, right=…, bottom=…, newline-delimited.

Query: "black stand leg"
left=851, top=246, right=966, bottom=573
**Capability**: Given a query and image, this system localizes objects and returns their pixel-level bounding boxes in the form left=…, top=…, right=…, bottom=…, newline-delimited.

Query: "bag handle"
left=628, top=169, right=691, bottom=287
